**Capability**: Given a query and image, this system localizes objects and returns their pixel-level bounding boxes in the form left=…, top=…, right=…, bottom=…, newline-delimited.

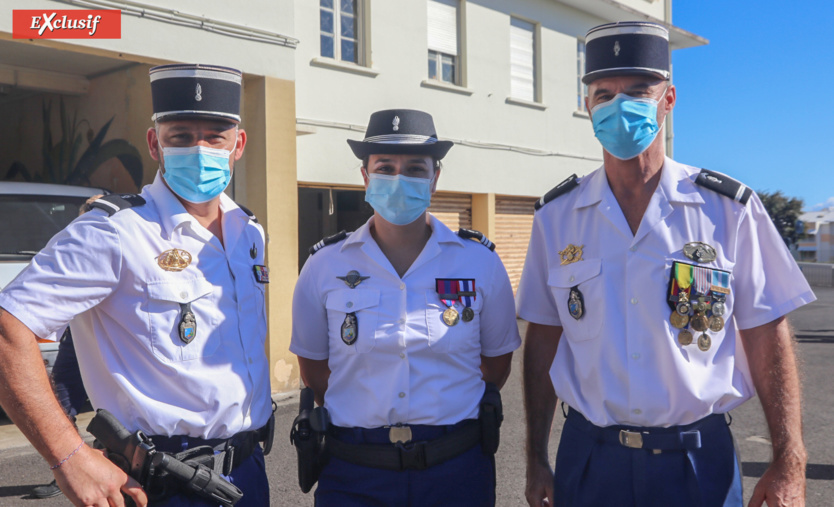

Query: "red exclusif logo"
left=13, top=10, right=121, bottom=39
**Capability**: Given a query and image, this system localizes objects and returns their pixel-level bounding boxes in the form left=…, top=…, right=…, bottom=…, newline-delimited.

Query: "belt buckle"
left=387, top=425, right=412, bottom=444
left=619, top=430, right=644, bottom=449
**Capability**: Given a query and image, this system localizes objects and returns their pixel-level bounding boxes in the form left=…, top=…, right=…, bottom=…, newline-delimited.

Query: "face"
left=362, top=153, right=440, bottom=192
left=146, top=118, right=246, bottom=172
left=585, top=75, right=675, bottom=121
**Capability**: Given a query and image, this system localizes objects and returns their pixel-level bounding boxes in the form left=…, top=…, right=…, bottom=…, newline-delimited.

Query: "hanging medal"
left=673, top=263, right=693, bottom=315
left=341, top=312, right=358, bottom=345
left=568, top=286, right=585, bottom=320
left=458, top=279, right=477, bottom=322
left=435, top=279, right=461, bottom=326
left=178, top=302, right=197, bottom=344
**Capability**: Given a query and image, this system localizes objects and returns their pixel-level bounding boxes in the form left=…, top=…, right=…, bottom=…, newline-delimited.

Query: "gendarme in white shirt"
left=516, top=157, right=815, bottom=428
left=291, top=215, right=521, bottom=428
left=0, top=173, right=272, bottom=439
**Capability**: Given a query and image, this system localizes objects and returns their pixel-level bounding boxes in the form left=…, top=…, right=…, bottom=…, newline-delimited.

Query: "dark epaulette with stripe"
left=457, top=228, right=496, bottom=251
left=534, top=174, right=579, bottom=211
left=237, top=204, right=258, bottom=223
left=694, top=169, right=753, bottom=205
left=309, top=230, right=350, bottom=255
left=89, top=194, right=146, bottom=216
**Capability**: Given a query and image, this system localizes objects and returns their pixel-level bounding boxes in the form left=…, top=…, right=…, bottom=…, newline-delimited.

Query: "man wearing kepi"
left=519, top=22, right=814, bottom=507
left=291, top=109, right=520, bottom=506
left=0, top=63, right=272, bottom=506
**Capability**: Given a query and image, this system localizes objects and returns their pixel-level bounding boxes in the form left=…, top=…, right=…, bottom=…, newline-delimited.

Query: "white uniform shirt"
left=291, top=215, right=521, bottom=428
left=516, top=158, right=815, bottom=428
left=0, top=173, right=272, bottom=439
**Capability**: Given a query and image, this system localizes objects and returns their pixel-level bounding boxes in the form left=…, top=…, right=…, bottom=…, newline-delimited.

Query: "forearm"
left=480, top=352, right=512, bottom=388
left=0, top=310, right=81, bottom=465
left=740, top=316, right=806, bottom=461
left=297, top=356, right=331, bottom=406
left=523, top=323, right=561, bottom=467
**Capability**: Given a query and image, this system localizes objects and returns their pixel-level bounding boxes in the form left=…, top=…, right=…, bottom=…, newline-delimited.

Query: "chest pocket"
left=325, top=289, right=380, bottom=354
left=548, top=259, right=603, bottom=341
left=146, top=278, right=217, bottom=362
left=425, top=289, right=483, bottom=353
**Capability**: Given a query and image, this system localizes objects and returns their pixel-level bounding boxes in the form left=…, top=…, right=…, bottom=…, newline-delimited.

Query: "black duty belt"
left=326, top=420, right=481, bottom=471
left=149, top=430, right=261, bottom=475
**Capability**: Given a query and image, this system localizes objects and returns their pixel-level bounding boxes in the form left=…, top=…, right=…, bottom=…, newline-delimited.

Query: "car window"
left=0, top=196, right=86, bottom=255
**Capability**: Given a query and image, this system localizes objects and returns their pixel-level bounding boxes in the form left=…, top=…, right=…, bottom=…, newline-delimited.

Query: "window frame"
left=508, top=15, right=541, bottom=104
left=577, top=39, right=588, bottom=112
left=427, top=0, right=466, bottom=87
left=319, top=0, right=368, bottom=66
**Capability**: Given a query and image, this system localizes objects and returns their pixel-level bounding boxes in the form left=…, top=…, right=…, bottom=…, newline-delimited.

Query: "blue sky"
left=671, top=1, right=834, bottom=210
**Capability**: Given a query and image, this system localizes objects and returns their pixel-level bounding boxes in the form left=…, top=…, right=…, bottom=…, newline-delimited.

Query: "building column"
left=243, top=75, right=299, bottom=394
left=471, top=193, right=496, bottom=239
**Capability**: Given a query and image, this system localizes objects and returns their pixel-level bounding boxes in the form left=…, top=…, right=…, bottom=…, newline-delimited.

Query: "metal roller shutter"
left=429, top=192, right=471, bottom=231
left=495, top=196, right=538, bottom=293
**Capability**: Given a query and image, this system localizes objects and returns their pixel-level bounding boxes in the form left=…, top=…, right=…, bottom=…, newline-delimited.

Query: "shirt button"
left=248, top=358, right=253, bottom=364
left=399, top=353, right=405, bottom=359
left=346, top=302, right=353, bottom=308
left=399, top=283, right=406, bottom=290
left=633, top=409, right=642, bottom=415
left=632, top=353, right=640, bottom=360
left=398, top=318, right=405, bottom=324
left=569, top=275, right=575, bottom=283
left=180, top=291, right=188, bottom=299
left=630, top=246, right=637, bottom=252
left=631, top=297, right=638, bottom=305
left=398, top=392, right=406, bottom=398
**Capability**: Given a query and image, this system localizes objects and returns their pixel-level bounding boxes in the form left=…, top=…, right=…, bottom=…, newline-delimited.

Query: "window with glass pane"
left=427, top=0, right=459, bottom=84
left=510, top=17, right=536, bottom=102
left=320, top=0, right=361, bottom=64
left=577, top=40, right=587, bottom=110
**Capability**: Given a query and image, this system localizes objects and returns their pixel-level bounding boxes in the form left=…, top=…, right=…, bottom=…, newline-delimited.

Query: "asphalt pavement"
left=1, top=287, right=832, bottom=506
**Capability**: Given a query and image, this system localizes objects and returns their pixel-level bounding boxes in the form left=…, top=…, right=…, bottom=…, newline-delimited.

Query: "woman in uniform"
left=290, top=109, right=521, bottom=506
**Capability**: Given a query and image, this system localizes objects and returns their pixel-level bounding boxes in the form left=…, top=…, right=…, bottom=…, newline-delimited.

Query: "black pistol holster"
left=86, top=409, right=244, bottom=506
left=290, top=387, right=330, bottom=493
left=479, top=382, right=504, bottom=455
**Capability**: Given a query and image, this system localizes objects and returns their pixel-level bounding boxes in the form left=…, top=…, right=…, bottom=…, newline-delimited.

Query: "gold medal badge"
left=558, top=244, right=584, bottom=265
left=157, top=249, right=192, bottom=272
left=678, top=329, right=693, bottom=346
left=443, top=307, right=460, bottom=326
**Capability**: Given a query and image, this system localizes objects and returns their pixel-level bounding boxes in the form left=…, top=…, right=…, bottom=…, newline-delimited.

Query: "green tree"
left=758, top=190, right=804, bottom=247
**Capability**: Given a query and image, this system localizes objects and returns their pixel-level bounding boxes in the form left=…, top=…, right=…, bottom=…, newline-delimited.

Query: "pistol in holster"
left=479, top=381, right=504, bottom=455
left=289, top=387, right=330, bottom=493
left=86, top=408, right=243, bottom=507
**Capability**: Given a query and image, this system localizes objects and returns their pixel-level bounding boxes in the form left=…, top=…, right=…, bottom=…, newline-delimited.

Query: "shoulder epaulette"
left=309, top=230, right=349, bottom=255
left=89, top=194, right=146, bottom=216
left=457, top=228, right=496, bottom=251
left=237, top=203, right=258, bottom=223
left=535, top=174, right=579, bottom=211
left=695, top=169, right=753, bottom=205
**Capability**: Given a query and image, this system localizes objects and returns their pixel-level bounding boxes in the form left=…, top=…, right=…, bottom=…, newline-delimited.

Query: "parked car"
left=0, top=182, right=107, bottom=418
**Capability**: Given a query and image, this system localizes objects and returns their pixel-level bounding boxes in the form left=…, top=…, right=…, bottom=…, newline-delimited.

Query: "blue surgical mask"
left=160, top=139, right=236, bottom=204
left=364, top=172, right=434, bottom=226
left=591, top=93, right=662, bottom=160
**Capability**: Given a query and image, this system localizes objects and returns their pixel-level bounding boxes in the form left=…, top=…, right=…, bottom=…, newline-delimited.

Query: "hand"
left=525, top=461, right=555, bottom=507
left=748, top=454, right=806, bottom=507
left=53, top=444, right=148, bottom=507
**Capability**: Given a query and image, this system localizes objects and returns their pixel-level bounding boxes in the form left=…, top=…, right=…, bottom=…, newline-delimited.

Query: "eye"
left=374, top=165, right=394, bottom=173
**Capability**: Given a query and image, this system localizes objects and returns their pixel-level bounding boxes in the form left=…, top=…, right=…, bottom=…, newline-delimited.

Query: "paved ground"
left=1, top=287, right=832, bottom=506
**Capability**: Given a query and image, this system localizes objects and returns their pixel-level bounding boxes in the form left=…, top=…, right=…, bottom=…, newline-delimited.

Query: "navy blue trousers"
left=315, top=422, right=496, bottom=507
left=152, top=446, right=269, bottom=507
left=554, top=409, right=743, bottom=507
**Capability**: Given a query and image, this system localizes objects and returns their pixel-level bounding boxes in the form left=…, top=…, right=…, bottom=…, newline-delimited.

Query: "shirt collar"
left=147, top=171, right=246, bottom=240
left=341, top=214, right=466, bottom=251
left=574, top=157, right=705, bottom=210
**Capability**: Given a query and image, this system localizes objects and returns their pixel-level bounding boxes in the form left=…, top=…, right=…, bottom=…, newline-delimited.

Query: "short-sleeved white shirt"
left=290, top=215, right=521, bottom=428
left=516, top=158, right=815, bottom=428
left=0, top=173, right=272, bottom=439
